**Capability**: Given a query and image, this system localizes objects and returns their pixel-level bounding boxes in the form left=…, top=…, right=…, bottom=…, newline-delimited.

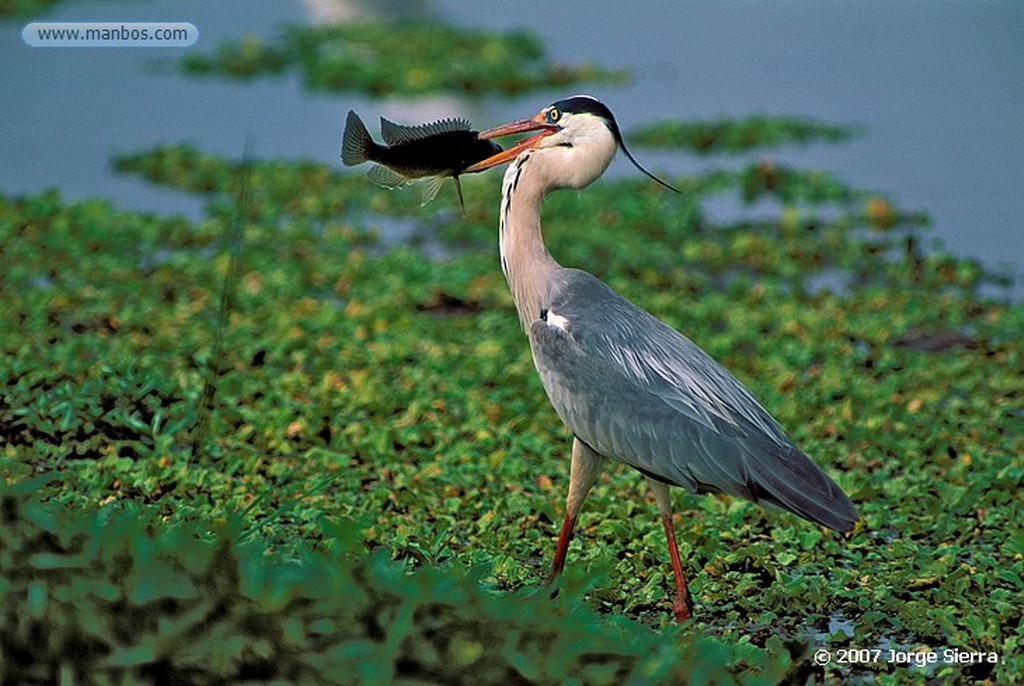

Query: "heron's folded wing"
left=529, top=270, right=857, bottom=531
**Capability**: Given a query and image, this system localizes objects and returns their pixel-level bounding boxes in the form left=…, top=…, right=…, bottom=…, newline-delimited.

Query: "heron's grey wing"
left=529, top=270, right=857, bottom=531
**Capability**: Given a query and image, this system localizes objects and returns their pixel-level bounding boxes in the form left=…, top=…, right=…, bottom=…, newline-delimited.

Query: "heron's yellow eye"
left=546, top=108, right=561, bottom=124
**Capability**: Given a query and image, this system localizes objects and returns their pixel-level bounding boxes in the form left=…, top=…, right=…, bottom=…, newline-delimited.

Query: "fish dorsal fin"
left=380, top=117, right=473, bottom=146
left=367, top=164, right=410, bottom=189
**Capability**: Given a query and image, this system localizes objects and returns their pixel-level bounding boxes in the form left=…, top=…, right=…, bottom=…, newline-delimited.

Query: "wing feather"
left=529, top=270, right=857, bottom=531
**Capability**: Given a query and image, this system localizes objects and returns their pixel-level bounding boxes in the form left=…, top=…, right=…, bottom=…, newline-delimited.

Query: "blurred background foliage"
left=180, top=22, right=628, bottom=96
left=3, top=478, right=804, bottom=684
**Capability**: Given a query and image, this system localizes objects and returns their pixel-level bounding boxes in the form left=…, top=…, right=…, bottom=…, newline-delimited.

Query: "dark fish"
left=341, top=110, right=502, bottom=212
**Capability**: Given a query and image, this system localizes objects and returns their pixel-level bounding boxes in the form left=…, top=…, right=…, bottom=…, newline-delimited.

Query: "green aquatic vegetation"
left=2, top=135, right=1022, bottom=684
left=0, top=479, right=800, bottom=684
left=628, top=115, right=861, bottom=155
left=0, top=0, right=59, bottom=17
left=181, top=22, right=627, bottom=96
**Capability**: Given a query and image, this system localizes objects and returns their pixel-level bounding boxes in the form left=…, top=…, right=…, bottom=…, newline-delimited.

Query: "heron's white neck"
left=499, top=154, right=561, bottom=331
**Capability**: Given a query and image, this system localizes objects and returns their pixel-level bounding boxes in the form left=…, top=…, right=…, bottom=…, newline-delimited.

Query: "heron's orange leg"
left=648, top=479, right=694, bottom=623
left=660, top=510, right=694, bottom=622
left=543, top=438, right=604, bottom=590
left=544, top=513, right=577, bottom=585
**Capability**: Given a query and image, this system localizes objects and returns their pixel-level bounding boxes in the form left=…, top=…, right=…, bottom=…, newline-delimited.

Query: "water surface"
left=1, top=0, right=1020, bottom=292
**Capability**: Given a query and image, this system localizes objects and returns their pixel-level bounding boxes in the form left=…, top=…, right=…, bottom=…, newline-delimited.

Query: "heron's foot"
left=529, top=571, right=563, bottom=600
left=672, top=599, right=693, bottom=623
left=672, top=589, right=694, bottom=623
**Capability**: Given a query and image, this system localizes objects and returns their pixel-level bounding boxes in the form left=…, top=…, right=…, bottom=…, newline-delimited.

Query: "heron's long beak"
left=466, top=114, right=559, bottom=172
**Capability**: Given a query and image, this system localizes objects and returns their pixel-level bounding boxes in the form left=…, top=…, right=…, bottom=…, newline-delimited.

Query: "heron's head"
left=468, top=95, right=677, bottom=192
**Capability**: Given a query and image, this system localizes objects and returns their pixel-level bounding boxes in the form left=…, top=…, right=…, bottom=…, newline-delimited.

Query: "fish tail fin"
left=342, top=110, right=374, bottom=166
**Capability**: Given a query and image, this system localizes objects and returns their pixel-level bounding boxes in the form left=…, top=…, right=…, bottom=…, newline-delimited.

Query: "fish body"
left=341, top=110, right=502, bottom=211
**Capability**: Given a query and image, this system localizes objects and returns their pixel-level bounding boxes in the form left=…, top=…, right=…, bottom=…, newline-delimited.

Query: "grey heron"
left=466, top=95, right=858, bottom=622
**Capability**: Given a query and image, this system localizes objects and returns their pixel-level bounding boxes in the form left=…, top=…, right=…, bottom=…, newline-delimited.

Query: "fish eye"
left=546, top=108, right=561, bottom=124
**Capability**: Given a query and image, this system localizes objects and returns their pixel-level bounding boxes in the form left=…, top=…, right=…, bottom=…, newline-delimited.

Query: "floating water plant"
left=181, top=22, right=627, bottom=96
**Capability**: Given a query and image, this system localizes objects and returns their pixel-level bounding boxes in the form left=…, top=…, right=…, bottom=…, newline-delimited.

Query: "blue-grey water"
left=1, top=0, right=1021, bottom=293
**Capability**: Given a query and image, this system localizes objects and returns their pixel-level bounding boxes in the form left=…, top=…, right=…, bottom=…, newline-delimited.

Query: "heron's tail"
left=745, top=443, right=859, bottom=532
left=341, top=110, right=374, bottom=166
